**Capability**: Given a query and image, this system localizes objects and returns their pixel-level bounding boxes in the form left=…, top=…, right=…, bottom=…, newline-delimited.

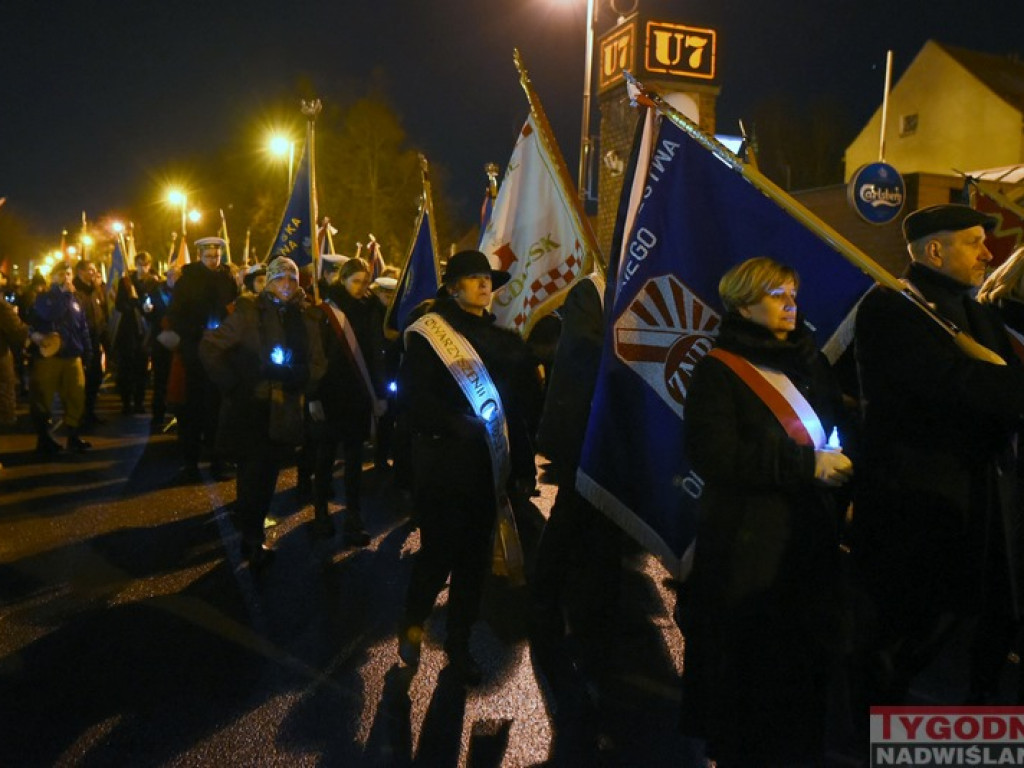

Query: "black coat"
left=680, top=313, right=846, bottom=763
left=852, top=262, right=1024, bottom=625
left=169, top=262, right=237, bottom=369
left=535, top=276, right=604, bottom=481
left=113, top=273, right=157, bottom=351
left=312, top=285, right=387, bottom=443
left=399, top=297, right=539, bottom=508
left=200, top=293, right=326, bottom=458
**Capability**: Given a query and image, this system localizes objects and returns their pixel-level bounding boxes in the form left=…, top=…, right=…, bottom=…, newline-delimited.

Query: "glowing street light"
left=166, top=187, right=189, bottom=240
left=187, top=209, right=201, bottom=224
left=268, top=132, right=296, bottom=190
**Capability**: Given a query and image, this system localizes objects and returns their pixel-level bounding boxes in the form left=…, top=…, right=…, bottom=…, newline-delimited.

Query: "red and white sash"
left=708, top=347, right=827, bottom=449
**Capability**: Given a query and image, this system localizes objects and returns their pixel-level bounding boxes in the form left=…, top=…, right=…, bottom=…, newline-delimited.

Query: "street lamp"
left=268, top=133, right=296, bottom=191
left=167, top=188, right=188, bottom=240
left=579, top=0, right=596, bottom=203
left=563, top=0, right=635, bottom=202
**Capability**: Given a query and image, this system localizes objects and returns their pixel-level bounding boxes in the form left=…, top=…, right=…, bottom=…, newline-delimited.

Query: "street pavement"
left=0, top=387, right=700, bottom=767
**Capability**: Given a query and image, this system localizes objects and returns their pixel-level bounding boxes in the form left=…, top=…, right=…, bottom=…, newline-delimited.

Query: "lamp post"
left=578, top=0, right=596, bottom=203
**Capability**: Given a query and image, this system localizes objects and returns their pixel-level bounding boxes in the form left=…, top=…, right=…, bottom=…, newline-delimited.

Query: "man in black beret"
left=851, top=204, right=1024, bottom=711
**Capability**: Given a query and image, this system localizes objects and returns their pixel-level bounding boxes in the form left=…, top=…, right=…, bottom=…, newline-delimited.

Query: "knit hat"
left=266, top=256, right=299, bottom=284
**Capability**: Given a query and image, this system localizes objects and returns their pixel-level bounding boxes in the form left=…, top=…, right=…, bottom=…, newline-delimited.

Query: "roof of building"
left=938, top=42, right=1024, bottom=112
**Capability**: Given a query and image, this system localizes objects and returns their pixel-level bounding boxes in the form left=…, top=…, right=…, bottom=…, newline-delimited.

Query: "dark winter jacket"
left=169, top=262, right=237, bottom=366
left=852, top=261, right=1024, bottom=623
left=399, top=296, right=540, bottom=505
left=680, top=312, right=846, bottom=763
left=200, top=292, right=326, bottom=458
left=31, top=285, right=91, bottom=360
left=535, top=275, right=604, bottom=481
left=312, top=285, right=386, bottom=443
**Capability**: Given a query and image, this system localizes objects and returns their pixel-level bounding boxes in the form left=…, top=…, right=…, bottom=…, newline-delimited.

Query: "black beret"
left=902, top=204, right=998, bottom=243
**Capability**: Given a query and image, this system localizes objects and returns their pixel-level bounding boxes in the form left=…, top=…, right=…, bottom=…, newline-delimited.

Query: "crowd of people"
left=2, top=201, right=1024, bottom=763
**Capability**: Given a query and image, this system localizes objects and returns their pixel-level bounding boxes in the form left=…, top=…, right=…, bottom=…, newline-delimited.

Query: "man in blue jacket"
left=29, top=262, right=92, bottom=453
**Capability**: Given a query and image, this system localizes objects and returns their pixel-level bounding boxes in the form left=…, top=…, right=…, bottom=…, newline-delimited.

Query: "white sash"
left=406, top=312, right=511, bottom=494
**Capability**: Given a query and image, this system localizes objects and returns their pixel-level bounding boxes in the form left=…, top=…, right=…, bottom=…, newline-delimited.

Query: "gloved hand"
left=814, top=449, right=853, bottom=487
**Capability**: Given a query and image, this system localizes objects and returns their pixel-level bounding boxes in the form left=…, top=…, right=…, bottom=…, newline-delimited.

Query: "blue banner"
left=386, top=208, right=439, bottom=335
left=577, top=113, right=872, bottom=577
left=268, top=142, right=312, bottom=267
left=109, top=239, right=126, bottom=286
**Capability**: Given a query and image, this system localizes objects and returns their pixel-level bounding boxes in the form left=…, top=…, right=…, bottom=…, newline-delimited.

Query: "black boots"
left=343, top=508, right=371, bottom=547
left=66, top=429, right=92, bottom=453
left=311, top=505, right=335, bottom=538
left=35, top=433, right=62, bottom=455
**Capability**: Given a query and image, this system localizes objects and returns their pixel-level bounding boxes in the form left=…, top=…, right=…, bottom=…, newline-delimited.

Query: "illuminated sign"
left=644, top=21, right=716, bottom=81
left=597, top=18, right=637, bottom=93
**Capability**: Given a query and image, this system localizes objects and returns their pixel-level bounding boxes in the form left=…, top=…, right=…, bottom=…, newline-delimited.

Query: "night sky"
left=1, top=0, right=1021, bottom=239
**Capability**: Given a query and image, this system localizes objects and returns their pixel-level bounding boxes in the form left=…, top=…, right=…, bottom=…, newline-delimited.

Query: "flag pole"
left=219, top=209, right=232, bottom=264
left=383, top=154, right=440, bottom=338
left=419, top=153, right=441, bottom=274
left=513, top=48, right=604, bottom=273
left=624, top=72, right=1006, bottom=366
left=301, top=99, right=323, bottom=303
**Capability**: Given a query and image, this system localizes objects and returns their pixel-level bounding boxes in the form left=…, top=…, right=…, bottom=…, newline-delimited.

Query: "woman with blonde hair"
left=978, top=245, right=1024, bottom=334
left=680, top=256, right=853, bottom=765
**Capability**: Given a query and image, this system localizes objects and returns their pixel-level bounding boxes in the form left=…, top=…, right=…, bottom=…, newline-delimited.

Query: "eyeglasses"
left=764, top=287, right=797, bottom=302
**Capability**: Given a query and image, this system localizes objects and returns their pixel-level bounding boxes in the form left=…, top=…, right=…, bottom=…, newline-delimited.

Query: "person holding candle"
left=200, top=256, right=326, bottom=569
left=679, top=256, right=853, bottom=765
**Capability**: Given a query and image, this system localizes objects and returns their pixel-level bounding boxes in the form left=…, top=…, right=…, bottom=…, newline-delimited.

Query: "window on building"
left=899, top=114, right=918, bottom=137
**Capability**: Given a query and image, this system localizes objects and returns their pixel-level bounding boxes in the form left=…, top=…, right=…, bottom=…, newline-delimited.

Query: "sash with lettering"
left=405, top=312, right=525, bottom=582
left=321, top=300, right=384, bottom=432
left=707, top=347, right=827, bottom=448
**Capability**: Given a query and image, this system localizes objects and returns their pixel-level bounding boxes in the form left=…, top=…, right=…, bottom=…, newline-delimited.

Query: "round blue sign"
left=847, top=162, right=906, bottom=225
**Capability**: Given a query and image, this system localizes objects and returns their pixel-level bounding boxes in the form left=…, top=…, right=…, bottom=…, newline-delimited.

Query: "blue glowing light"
left=480, top=402, right=496, bottom=422
left=387, top=380, right=398, bottom=394
left=205, top=317, right=221, bottom=331
left=827, top=427, right=842, bottom=450
left=270, top=345, right=288, bottom=365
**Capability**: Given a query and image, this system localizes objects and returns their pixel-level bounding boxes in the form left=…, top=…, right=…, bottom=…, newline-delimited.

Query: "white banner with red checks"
left=479, top=114, right=593, bottom=337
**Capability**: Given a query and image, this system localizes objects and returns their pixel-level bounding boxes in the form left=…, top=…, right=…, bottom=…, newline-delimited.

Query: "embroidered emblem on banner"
left=511, top=248, right=583, bottom=331
left=614, top=274, right=719, bottom=419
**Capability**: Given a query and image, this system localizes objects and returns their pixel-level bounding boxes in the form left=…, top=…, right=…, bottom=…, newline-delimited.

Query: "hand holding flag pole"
left=624, top=71, right=1005, bottom=366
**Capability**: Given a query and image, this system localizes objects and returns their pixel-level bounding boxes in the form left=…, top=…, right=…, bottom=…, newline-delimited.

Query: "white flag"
left=479, top=115, right=594, bottom=337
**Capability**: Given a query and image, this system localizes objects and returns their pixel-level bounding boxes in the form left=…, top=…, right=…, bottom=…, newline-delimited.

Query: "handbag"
left=492, top=496, right=525, bottom=586
left=267, top=382, right=305, bottom=445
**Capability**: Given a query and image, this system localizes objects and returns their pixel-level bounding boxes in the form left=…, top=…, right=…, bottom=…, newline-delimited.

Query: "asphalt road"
left=0, top=387, right=697, bottom=767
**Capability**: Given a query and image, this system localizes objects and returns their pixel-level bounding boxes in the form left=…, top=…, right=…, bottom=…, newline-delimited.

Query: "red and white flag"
left=478, top=114, right=597, bottom=337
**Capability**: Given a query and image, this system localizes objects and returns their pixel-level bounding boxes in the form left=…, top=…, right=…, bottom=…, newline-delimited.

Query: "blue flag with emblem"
left=109, top=239, right=127, bottom=287
left=267, top=141, right=313, bottom=267
left=385, top=207, right=439, bottom=336
left=577, top=103, right=872, bottom=579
